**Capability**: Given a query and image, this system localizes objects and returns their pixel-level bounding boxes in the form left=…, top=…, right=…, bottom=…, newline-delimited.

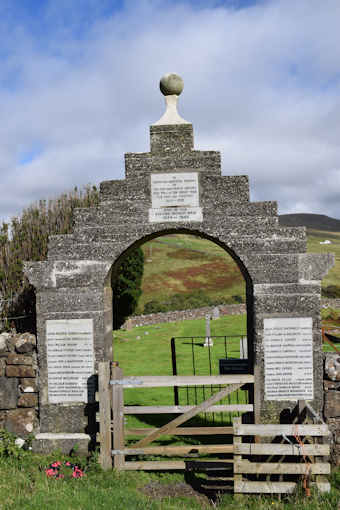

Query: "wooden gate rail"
left=109, top=374, right=254, bottom=387
left=97, top=361, right=254, bottom=471
left=233, top=417, right=331, bottom=494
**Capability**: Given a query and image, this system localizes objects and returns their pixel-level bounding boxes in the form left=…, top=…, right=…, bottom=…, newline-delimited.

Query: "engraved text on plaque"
left=264, top=317, right=313, bottom=401
left=149, top=172, right=202, bottom=223
left=46, top=319, right=94, bottom=404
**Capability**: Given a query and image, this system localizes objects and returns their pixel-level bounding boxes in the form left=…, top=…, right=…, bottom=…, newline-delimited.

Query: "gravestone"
left=25, top=73, right=334, bottom=452
left=212, top=306, right=220, bottom=320
left=240, top=336, right=248, bottom=359
left=204, top=314, right=213, bottom=347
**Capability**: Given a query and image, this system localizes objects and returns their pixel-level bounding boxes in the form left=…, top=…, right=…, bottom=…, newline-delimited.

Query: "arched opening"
left=108, top=229, right=254, bottom=431
left=110, top=229, right=254, bottom=363
left=110, top=229, right=253, bottom=341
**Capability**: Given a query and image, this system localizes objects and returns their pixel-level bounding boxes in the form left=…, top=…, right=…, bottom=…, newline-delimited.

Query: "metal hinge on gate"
left=110, top=378, right=143, bottom=386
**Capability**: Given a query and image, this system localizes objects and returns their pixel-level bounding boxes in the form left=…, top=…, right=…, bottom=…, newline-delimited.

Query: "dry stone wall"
left=0, top=331, right=38, bottom=437
left=321, top=298, right=340, bottom=309
left=122, top=304, right=246, bottom=329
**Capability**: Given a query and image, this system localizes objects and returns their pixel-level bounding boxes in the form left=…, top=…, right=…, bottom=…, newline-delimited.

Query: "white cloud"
left=0, top=0, right=339, bottom=221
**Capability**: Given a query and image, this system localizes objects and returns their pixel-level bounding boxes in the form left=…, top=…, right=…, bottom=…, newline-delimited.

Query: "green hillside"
left=136, top=234, right=245, bottom=314
left=133, top=227, right=340, bottom=315
left=279, top=213, right=340, bottom=232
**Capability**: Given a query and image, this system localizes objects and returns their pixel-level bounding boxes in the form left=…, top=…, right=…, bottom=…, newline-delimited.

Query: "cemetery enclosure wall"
left=123, top=298, right=340, bottom=330
left=121, top=304, right=246, bottom=329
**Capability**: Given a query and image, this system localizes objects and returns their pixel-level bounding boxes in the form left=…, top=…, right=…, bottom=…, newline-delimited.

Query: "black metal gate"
left=170, top=335, right=251, bottom=425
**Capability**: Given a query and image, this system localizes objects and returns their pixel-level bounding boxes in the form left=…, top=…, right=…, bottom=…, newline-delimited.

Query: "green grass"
left=0, top=453, right=338, bottom=509
left=114, top=314, right=247, bottom=376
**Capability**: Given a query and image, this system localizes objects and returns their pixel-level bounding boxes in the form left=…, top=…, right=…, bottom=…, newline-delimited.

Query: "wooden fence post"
left=112, top=363, right=125, bottom=470
left=98, top=361, right=112, bottom=470
left=233, top=416, right=242, bottom=496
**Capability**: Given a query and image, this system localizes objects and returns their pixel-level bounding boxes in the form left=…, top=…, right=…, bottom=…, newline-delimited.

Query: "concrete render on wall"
left=24, top=121, right=334, bottom=443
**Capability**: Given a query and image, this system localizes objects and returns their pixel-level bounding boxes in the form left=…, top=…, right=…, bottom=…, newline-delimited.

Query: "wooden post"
left=233, top=416, right=242, bottom=496
left=98, top=361, right=112, bottom=470
left=112, top=363, right=125, bottom=470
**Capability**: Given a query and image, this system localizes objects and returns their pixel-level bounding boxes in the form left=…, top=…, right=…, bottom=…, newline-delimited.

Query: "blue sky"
left=0, top=0, right=339, bottom=221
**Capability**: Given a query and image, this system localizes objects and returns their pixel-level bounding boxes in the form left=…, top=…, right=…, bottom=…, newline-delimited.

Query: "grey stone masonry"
left=24, top=95, right=334, bottom=450
left=0, top=332, right=38, bottom=438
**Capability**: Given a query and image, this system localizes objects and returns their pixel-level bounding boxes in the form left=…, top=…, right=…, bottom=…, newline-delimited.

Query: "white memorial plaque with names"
left=149, top=172, right=203, bottom=223
left=264, top=317, right=313, bottom=401
left=46, top=319, right=94, bottom=404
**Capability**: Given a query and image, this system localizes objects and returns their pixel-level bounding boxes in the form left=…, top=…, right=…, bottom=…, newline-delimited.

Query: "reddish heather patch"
left=162, top=259, right=244, bottom=292
left=167, top=249, right=214, bottom=260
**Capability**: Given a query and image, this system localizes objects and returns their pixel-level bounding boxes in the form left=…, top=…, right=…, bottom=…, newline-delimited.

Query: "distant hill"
left=279, top=213, right=340, bottom=232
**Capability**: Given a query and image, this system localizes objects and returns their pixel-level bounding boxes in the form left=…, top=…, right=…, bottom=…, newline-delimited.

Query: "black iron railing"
left=170, top=335, right=250, bottom=425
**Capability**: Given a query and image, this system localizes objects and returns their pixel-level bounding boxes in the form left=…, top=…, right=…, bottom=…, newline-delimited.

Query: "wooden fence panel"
left=233, top=418, right=331, bottom=494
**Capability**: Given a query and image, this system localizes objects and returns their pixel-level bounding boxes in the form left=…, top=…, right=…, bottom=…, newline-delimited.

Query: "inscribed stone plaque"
left=149, top=172, right=202, bottom=223
left=149, top=206, right=203, bottom=223
left=264, top=317, right=313, bottom=401
left=46, top=319, right=94, bottom=404
left=151, top=172, right=199, bottom=208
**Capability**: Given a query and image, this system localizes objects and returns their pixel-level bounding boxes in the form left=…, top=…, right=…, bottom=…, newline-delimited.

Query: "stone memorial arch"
left=25, top=74, right=333, bottom=451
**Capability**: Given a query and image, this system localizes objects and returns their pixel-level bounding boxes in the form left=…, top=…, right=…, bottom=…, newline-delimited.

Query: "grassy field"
left=114, top=314, right=247, bottom=376
left=0, top=449, right=338, bottom=509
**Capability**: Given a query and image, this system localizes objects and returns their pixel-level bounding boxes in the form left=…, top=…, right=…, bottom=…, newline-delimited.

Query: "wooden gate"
left=97, top=361, right=254, bottom=471
left=97, top=362, right=331, bottom=494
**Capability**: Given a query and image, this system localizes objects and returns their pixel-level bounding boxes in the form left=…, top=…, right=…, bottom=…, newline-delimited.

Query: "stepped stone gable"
left=24, top=74, right=333, bottom=440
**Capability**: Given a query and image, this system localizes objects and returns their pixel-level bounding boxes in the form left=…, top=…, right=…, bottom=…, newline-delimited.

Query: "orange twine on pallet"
left=293, top=424, right=313, bottom=497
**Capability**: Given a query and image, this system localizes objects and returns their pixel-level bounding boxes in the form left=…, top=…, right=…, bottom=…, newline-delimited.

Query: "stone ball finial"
left=159, top=73, right=184, bottom=96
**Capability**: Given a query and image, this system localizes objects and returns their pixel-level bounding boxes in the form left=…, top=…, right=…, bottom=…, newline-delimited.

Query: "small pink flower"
left=72, top=468, right=84, bottom=478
